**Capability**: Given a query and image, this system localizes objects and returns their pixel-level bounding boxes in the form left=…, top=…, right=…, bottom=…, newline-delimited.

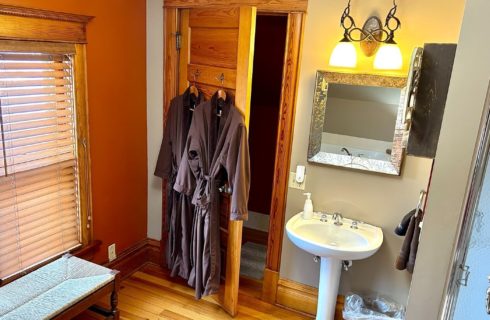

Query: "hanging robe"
left=174, top=93, right=250, bottom=299
left=154, top=87, right=202, bottom=280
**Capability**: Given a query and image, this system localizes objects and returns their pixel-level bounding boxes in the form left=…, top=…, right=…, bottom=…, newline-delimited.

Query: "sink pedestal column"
left=316, top=257, right=342, bottom=320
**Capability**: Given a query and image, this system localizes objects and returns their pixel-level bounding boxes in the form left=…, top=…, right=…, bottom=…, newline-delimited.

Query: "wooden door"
left=178, top=6, right=256, bottom=316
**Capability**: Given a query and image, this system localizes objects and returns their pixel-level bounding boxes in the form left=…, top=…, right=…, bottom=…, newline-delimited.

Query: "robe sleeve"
left=226, top=124, right=250, bottom=221
left=154, top=102, right=174, bottom=178
left=173, top=115, right=200, bottom=196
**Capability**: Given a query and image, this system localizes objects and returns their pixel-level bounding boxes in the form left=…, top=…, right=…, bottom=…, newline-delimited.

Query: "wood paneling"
left=266, top=12, right=304, bottom=272
left=164, top=0, right=308, bottom=13
left=190, top=28, right=239, bottom=69
left=187, top=64, right=237, bottom=89
left=276, top=278, right=344, bottom=320
left=189, top=7, right=240, bottom=28
left=195, top=83, right=235, bottom=100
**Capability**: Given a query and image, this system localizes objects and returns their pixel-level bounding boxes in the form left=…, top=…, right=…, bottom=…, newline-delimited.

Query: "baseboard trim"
left=262, top=268, right=279, bottom=303
left=276, top=278, right=344, bottom=319
left=105, top=238, right=162, bottom=279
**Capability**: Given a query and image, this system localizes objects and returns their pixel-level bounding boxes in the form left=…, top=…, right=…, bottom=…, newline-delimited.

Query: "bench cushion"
left=0, top=255, right=115, bottom=319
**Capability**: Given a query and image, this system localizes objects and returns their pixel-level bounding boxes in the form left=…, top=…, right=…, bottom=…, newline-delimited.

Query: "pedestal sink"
left=286, top=212, right=383, bottom=320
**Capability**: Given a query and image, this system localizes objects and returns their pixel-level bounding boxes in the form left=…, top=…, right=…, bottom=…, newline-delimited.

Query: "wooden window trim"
left=0, top=4, right=93, bottom=44
left=0, top=5, right=94, bottom=282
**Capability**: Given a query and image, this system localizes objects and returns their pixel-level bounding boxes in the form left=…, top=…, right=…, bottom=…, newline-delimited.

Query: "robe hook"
left=216, top=73, right=225, bottom=87
left=193, top=69, right=201, bottom=82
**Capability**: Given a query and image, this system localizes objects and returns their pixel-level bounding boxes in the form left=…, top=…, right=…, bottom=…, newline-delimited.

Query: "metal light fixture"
left=329, top=0, right=403, bottom=70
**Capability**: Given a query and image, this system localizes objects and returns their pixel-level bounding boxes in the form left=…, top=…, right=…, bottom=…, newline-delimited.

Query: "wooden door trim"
left=164, top=0, right=307, bottom=13
left=265, top=12, right=304, bottom=274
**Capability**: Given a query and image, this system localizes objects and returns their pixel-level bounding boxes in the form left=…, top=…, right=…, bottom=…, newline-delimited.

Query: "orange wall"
left=0, top=0, right=148, bottom=262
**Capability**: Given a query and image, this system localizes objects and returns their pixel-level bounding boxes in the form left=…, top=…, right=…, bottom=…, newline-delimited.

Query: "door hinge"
left=175, top=32, right=182, bottom=50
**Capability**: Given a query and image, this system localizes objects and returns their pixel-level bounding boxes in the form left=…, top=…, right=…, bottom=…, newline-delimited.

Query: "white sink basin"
left=286, top=212, right=383, bottom=260
left=286, top=212, right=383, bottom=320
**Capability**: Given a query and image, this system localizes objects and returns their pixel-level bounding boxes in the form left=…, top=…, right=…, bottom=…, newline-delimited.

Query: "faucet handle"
left=320, top=213, right=328, bottom=222
left=351, top=220, right=359, bottom=229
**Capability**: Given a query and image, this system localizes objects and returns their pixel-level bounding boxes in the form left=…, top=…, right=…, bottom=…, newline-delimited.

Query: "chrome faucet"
left=341, top=147, right=352, bottom=156
left=333, top=212, right=343, bottom=226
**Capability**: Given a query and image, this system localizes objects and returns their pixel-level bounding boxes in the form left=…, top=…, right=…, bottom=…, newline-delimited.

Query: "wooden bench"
left=0, top=255, right=120, bottom=320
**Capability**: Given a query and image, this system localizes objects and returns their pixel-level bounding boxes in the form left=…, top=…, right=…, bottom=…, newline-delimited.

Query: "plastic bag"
left=343, top=293, right=406, bottom=320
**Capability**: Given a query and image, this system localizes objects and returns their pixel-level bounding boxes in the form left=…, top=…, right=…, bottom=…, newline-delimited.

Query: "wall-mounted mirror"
left=308, top=72, right=408, bottom=175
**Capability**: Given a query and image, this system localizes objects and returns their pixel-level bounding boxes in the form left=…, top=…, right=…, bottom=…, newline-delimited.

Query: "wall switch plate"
left=289, top=172, right=306, bottom=190
left=108, top=243, right=117, bottom=262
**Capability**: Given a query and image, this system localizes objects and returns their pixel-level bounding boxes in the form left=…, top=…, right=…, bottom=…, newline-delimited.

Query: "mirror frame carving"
left=307, top=71, right=408, bottom=175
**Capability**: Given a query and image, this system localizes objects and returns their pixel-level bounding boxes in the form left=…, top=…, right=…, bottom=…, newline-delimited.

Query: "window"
left=0, top=43, right=89, bottom=280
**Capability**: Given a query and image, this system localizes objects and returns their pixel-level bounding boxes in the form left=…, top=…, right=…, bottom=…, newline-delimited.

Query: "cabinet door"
left=178, top=6, right=256, bottom=316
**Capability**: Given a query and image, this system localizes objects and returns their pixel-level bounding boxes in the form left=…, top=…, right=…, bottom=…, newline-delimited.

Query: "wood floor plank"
left=78, top=267, right=311, bottom=320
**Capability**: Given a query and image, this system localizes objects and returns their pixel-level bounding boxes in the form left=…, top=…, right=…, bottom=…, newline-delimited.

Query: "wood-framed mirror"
left=307, top=71, right=408, bottom=175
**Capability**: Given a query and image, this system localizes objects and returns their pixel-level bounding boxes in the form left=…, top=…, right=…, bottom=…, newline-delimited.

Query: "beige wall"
left=147, top=0, right=164, bottom=240
left=279, top=0, right=465, bottom=305
left=406, top=0, right=490, bottom=318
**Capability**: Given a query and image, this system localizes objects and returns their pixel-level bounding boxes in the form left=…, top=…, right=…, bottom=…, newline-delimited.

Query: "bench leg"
left=110, top=289, right=120, bottom=320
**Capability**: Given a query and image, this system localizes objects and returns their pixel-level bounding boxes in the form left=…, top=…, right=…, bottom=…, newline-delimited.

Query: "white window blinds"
left=0, top=51, right=82, bottom=279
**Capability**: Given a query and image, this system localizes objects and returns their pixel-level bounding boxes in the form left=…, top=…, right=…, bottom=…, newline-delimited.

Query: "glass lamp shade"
left=329, top=41, right=357, bottom=68
left=373, top=43, right=403, bottom=70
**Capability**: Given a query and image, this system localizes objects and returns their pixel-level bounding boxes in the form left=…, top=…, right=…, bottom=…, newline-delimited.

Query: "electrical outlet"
left=289, top=172, right=306, bottom=190
left=108, top=243, right=116, bottom=262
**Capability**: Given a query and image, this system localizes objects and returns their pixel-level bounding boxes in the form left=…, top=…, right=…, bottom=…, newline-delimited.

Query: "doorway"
left=240, top=14, right=288, bottom=281
left=163, top=5, right=304, bottom=314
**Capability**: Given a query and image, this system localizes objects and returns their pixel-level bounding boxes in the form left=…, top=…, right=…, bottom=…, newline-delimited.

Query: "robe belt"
left=192, top=174, right=213, bottom=209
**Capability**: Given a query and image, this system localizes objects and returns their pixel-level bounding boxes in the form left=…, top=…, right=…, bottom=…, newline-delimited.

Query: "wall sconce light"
left=329, top=0, right=403, bottom=70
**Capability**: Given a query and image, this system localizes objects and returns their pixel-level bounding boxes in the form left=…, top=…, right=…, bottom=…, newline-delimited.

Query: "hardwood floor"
left=77, top=264, right=312, bottom=320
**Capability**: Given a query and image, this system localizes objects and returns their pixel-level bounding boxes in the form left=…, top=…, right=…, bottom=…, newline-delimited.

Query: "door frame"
left=162, top=0, right=306, bottom=307
left=442, top=82, right=490, bottom=319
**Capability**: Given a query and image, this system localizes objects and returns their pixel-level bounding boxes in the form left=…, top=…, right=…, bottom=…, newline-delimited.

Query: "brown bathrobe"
left=154, top=87, right=202, bottom=280
left=174, top=93, right=250, bottom=299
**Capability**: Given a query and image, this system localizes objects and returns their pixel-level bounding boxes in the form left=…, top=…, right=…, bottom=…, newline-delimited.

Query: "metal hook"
left=216, top=73, right=225, bottom=87
left=193, top=69, right=201, bottom=82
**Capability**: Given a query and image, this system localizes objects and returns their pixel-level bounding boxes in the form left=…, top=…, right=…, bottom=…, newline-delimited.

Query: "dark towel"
left=394, top=209, right=416, bottom=236
left=407, top=215, right=422, bottom=273
left=395, top=215, right=416, bottom=270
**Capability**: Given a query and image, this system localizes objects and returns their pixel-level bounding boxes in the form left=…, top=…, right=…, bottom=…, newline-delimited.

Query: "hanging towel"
left=407, top=214, right=422, bottom=273
left=394, top=209, right=416, bottom=236
left=395, top=215, right=416, bottom=270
